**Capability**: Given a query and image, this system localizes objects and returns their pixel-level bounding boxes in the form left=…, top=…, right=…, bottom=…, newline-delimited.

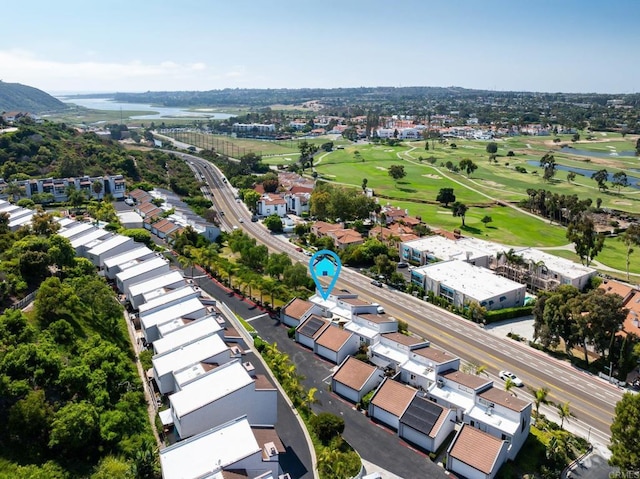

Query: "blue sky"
left=1, top=0, right=638, bottom=94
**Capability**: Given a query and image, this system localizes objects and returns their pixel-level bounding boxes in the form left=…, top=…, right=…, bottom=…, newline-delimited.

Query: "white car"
left=499, top=370, right=523, bottom=387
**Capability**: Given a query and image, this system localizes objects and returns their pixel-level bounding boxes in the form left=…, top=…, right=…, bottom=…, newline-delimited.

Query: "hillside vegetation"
left=0, top=81, right=66, bottom=113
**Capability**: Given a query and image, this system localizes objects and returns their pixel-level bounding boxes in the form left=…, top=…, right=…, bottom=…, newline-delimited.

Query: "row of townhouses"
left=281, top=290, right=533, bottom=479
left=1, top=199, right=286, bottom=479
left=0, top=175, right=126, bottom=202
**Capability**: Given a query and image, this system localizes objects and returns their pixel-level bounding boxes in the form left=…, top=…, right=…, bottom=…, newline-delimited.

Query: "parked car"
left=370, top=280, right=383, bottom=288
left=397, top=262, right=409, bottom=268
left=295, top=247, right=303, bottom=252
left=303, top=250, right=313, bottom=257
left=499, top=370, right=523, bottom=387
left=124, top=198, right=135, bottom=206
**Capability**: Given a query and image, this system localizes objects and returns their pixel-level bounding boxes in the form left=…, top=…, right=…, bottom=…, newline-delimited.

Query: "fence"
left=10, top=290, right=38, bottom=310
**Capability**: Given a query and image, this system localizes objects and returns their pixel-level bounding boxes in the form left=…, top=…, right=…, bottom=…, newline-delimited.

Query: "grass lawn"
left=549, top=240, right=640, bottom=277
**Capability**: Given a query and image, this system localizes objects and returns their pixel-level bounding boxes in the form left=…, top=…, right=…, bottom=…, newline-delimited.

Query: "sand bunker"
left=613, top=200, right=632, bottom=206
left=376, top=166, right=388, bottom=171
left=483, top=180, right=505, bottom=188
left=422, top=174, right=442, bottom=179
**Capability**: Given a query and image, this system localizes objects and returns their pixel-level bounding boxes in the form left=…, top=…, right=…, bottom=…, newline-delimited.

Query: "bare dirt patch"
left=482, top=180, right=505, bottom=188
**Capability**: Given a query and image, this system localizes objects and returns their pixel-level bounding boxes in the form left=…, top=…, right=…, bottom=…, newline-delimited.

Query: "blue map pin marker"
left=309, top=249, right=342, bottom=300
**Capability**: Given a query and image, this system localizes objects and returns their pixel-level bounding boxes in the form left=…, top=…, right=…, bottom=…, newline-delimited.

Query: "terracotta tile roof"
left=623, top=290, right=640, bottom=336
left=252, top=426, right=285, bottom=458
left=371, top=378, right=416, bottom=417
left=331, top=229, right=363, bottom=244
left=411, top=346, right=457, bottom=365
left=315, top=326, right=352, bottom=352
left=289, top=185, right=314, bottom=194
left=283, top=298, right=314, bottom=320
left=401, top=216, right=421, bottom=226
left=313, top=221, right=339, bottom=235
left=441, top=369, right=492, bottom=391
left=449, top=424, right=505, bottom=475
left=138, top=202, right=158, bottom=214
left=382, top=332, right=425, bottom=348
left=222, top=470, right=248, bottom=479
left=599, top=279, right=635, bottom=302
left=333, top=357, right=378, bottom=391
left=478, top=387, right=531, bottom=412
left=254, top=184, right=265, bottom=194
left=263, top=194, right=286, bottom=206
left=356, top=313, right=395, bottom=324
left=341, top=297, right=370, bottom=306
left=435, top=228, right=463, bottom=240
left=400, top=233, right=420, bottom=242
left=254, top=374, right=275, bottom=390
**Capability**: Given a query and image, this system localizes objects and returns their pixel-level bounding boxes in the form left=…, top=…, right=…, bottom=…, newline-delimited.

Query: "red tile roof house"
left=331, top=357, right=384, bottom=404
left=328, top=228, right=364, bottom=250
left=257, top=194, right=287, bottom=217
left=280, top=298, right=321, bottom=327
left=447, top=424, right=509, bottom=479
left=368, top=377, right=417, bottom=430
left=313, top=325, right=359, bottom=364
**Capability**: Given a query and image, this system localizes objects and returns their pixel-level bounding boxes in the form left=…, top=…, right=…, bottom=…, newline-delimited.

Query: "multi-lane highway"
left=179, top=151, right=621, bottom=448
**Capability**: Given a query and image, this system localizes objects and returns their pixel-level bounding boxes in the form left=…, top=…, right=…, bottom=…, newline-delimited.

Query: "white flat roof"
left=416, top=260, right=524, bottom=301
left=345, top=321, right=379, bottom=340
left=139, top=286, right=200, bottom=316
left=70, top=228, right=111, bottom=248
left=103, top=246, right=154, bottom=268
left=514, top=247, right=596, bottom=279
left=171, top=361, right=253, bottom=417
left=0, top=204, right=19, bottom=213
left=7, top=207, right=32, bottom=220
left=86, top=235, right=132, bottom=256
left=429, top=384, right=475, bottom=413
left=9, top=213, right=34, bottom=227
left=403, top=235, right=490, bottom=261
left=467, top=404, right=519, bottom=435
left=153, top=333, right=228, bottom=378
left=402, top=359, right=437, bottom=381
left=153, top=316, right=222, bottom=355
left=142, top=297, right=205, bottom=333
left=159, top=417, right=259, bottom=479
left=58, top=222, right=95, bottom=239
left=128, top=270, right=184, bottom=298
left=309, top=294, right=354, bottom=319
left=56, top=217, right=75, bottom=228
left=116, top=257, right=168, bottom=282
left=370, top=342, right=409, bottom=365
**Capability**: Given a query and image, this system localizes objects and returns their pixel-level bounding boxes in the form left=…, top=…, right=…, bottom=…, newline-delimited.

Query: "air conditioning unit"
left=436, top=378, right=445, bottom=388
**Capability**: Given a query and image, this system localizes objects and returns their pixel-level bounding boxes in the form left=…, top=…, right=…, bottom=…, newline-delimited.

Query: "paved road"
left=173, top=151, right=622, bottom=451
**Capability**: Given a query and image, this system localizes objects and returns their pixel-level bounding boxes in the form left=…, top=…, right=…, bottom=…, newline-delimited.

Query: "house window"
left=501, top=434, right=511, bottom=443
left=410, top=374, right=416, bottom=380
left=521, top=418, right=526, bottom=432
left=470, top=420, right=475, bottom=427
left=499, top=296, right=507, bottom=302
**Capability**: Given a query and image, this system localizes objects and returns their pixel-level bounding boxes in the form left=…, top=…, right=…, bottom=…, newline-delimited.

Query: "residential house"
left=280, top=298, right=323, bottom=327
left=401, top=235, right=493, bottom=268
left=152, top=333, right=231, bottom=395
left=152, top=315, right=224, bottom=355
left=368, top=378, right=417, bottom=430
left=141, top=296, right=208, bottom=343
left=85, top=235, right=135, bottom=267
left=57, top=222, right=96, bottom=241
left=401, top=346, right=461, bottom=391
left=314, top=325, right=359, bottom=364
left=169, top=360, right=277, bottom=440
left=257, top=194, right=287, bottom=217
left=447, top=424, right=509, bottom=479
left=102, top=246, right=155, bottom=279
left=127, top=270, right=186, bottom=309
left=115, top=256, right=171, bottom=293
left=599, top=280, right=640, bottom=337
left=398, top=395, right=456, bottom=453
left=346, top=311, right=398, bottom=347
left=428, top=369, right=493, bottom=421
left=331, top=357, right=384, bottom=404
left=328, top=228, right=363, bottom=250
left=369, top=332, right=430, bottom=372
left=138, top=286, right=202, bottom=319
left=159, top=416, right=284, bottom=479
left=295, top=315, right=332, bottom=350
left=69, top=228, right=112, bottom=255
left=412, top=260, right=526, bottom=311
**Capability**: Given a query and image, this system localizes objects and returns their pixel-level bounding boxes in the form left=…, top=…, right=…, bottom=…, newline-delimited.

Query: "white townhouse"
left=138, top=286, right=202, bottom=319
left=331, top=356, right=384, bottom=404
left=256, top=194, right=287, bottom=217
left=141, top=296, right=208, bottom=343
left=413, top=260, right=526, bottom=311
left=159, top=416, right=284, bottom=479
left=152, top=315, right=223, bottom=356
left=169, top=360, right=277, bottom=440
left=369, top=332, right=430, bottom=372
left=127, top=270, right=186, bottom=310
left=115, top=256, right=171, bottom=293
left=69, top=228, right=112, bottom=255
left=103, top=246, right=156, bottom=280
left=346, top=311, right=398, bottom=347
left=152, top=333, right=232, bottom=395
left=85, top=235, right=135, bottom=267
left=428, top=369, right=493, bottom=422
left=447, top=424, right=509, bottom=479
left=400, top=345, right=460, bottom=391
left=368, top=378, right=417, bottom=430
left=280, top=298, right=324, bottom=328
left=401, top=235, right=493, bottom=268
left=398, top=394, right=457, bottom=454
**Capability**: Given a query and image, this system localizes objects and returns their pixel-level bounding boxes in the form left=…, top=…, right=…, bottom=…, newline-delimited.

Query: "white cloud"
left=0, top=49, right=241, bottom=92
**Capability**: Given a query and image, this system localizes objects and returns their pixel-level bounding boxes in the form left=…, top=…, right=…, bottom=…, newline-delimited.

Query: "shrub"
left=311, top=412, right=345, bottom=444
left=254, top=336, right=267, bottom=353
left=507, top=151, right=515, bottom=157
left=484, top=306, right=533, bottom=323
left=287, top=327, right=296, bottom=339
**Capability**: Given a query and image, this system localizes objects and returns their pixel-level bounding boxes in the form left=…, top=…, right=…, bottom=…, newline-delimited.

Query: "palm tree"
left=530, top=386, right=550, bottom=417
left=504, top=378, right=518, bottom=396
left=5, top=181, right=23, bottom=202
left=462, top=362, right=488, bottom=376
left=92, top=180, right=103, bottom=200
left=556, top=401, right=574, bottom=429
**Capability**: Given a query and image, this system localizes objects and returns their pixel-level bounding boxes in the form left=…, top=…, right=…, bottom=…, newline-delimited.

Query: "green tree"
left=609, top=392, right=640, bottom=472
left=531, top=386, right=550, bottom=417
left=374, top=254, right=395, bottom=280
left=540, top=153, right=556, bottom=182
left=311, top=412, right=345, bottom=444
left=436, top=188, right=456, bottom=207
left=620, top=224, right=640, bottom=281
left=486, top=142, right=498, bottom=157
left=459, top=159, right=478, bottom=177
left=567, top=171, right=576, bottom=183
left=34, top=277, right=80, bottom=327
left=49, top=401, right=100, bottom=455
left=481, top=215, right=493, bottom=227
left=592, top=169, right=609, bottom=192
left=283, top=263, right=310, bottom=291
left=266, top=252, right=292, bottom=280
left=264, top=214, right=283, bottom=233
left=8, top=389, right=52, bottom=455
left=556, top=402, right=574, bottom=429
left=361, top=178, right=368, bottom=191
left=452, top=202, right=468, bottom=227
left=92, top=180, right=104, bottom=200
left=388, top=164, right=406, bottom=181
left=90, top=456, right=133, bottom=479
left=67, top=186, right=87, bottom=212
left=566, top=215, right=604, bottom=266
left=612, top=171, right=629, bottom=192
left=242, top=189, right=261, bottom=212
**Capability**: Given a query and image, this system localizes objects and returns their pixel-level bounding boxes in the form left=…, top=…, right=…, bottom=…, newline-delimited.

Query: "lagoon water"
left=58, top=97, right=233, bottom=120
left=525, top=160, right=640, bottom=189
left=559, top=146, right=636, bottom=158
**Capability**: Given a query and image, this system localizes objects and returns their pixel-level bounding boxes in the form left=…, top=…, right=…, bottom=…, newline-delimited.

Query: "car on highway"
left=397, top=262, right=409, bottom=268
left=370, top=279, right=383, bottom=288
left=238, top=218, right=244, bottom=223
left=303, top=250, right=313, bottom=256
left=295, top=247, right=303, bottom=252
left=499, top=370, right=523, bottom=387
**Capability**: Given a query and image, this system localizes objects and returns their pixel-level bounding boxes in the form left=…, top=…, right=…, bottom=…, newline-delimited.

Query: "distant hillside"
left=0, top=81, right=67, bottom=113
